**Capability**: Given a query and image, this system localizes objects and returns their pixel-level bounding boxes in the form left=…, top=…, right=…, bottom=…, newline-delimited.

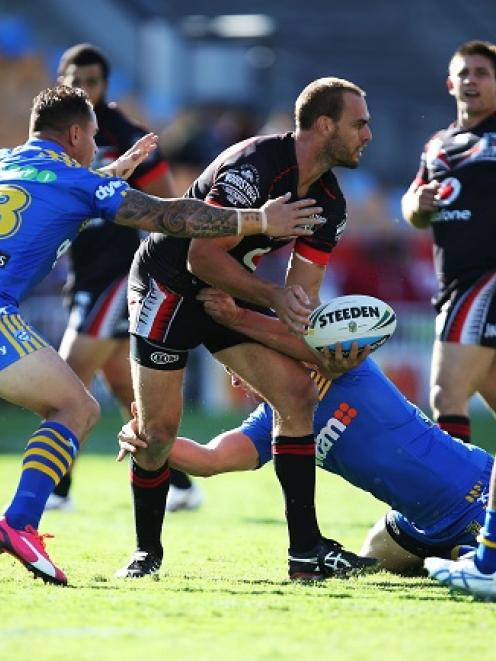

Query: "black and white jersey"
left=137, top=132, right=347, bottom=296
left=413, top=113, right=496, bottom=298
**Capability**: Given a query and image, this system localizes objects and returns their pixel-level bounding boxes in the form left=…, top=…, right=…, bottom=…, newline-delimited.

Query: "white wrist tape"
left=236, top=209, right=242, bottom=235
left=260, top=208, right=267, bottom=233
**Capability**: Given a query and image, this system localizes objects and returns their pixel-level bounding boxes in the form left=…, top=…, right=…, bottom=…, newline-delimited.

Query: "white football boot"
left=424, top=555, right=496, bottom=599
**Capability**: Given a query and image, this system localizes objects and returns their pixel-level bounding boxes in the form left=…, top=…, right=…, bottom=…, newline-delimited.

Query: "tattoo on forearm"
left=114, top=190, right=239, bottom=237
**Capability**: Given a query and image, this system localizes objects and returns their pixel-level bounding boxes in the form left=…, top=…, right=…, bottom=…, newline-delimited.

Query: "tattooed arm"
left=113, top=189, right=324, bottom=238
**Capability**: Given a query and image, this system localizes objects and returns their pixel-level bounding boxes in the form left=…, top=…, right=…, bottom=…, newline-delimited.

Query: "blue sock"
left=475, top=509, right=496, bottom=574
left=5, top=421, right=80, bottom=530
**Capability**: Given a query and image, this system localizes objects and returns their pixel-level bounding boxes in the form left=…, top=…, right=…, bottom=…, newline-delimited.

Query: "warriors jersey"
left=0, top=138, right=129, bottom=306
left=241, top=358, right=491, bottom=530
left=68, top=102, right=169, bottom=292
left=136, top=132, right=347, bottom=296
left=412, top=113, right=496, bottom=301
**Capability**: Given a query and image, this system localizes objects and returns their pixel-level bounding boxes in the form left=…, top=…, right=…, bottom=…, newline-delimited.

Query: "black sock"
left=272, top=434, right=321, bottom=553
left=437, top=415, right=471, bottom=443
left=169, top=468, right=192, bottom=490
left=130, top=459, right=170, bottom=556
left=53, top=471, right=72, bottom=497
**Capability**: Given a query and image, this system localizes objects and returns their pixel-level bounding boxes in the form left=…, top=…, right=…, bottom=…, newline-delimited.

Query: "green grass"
left=1, top=408, right=496, bottom=660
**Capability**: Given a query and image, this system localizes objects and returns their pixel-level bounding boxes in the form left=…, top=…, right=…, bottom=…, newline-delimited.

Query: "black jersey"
left=68, top=101, right=169, bottom=291
left=413, top=113, right=496, bottom=299
left=137, top=132, right=347, bottom=296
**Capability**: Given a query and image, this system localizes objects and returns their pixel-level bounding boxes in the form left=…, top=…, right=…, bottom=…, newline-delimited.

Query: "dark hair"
left=295, top=77, right=366, bottom=130
left=30, top=85, right=94, bottom=134
left=450, top=40, right=496, bottom=75
left=57, top=43, right=110, bottom=80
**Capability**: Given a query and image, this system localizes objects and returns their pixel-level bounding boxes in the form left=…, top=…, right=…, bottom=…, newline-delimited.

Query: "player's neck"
left=294, top=133, right=329, bottom=196
left=456, top=107, right=496, bottom=130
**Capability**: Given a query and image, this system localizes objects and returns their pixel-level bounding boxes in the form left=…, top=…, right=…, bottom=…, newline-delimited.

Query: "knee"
left=282, top=376, right=318, bottom=415
left=140, top=420, right=176, bottom=457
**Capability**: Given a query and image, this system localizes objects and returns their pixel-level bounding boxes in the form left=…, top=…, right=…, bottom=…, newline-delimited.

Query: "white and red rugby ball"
left=305, top=294, right=396, bottom=355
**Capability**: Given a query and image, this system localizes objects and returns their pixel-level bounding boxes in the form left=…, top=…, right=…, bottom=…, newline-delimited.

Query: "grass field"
left=1, top=406, right=496, bottom=661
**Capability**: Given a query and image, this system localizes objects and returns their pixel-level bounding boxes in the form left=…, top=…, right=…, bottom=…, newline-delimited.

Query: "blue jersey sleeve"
left=78, top=168, right=130, bottom=221
left=239, top=402, right=273, bottom=467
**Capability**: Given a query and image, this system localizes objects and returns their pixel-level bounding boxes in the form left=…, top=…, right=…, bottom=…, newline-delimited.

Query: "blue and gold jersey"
left=240, top=358, right=492, bottom=530
left=0, top=138, right=129, bottom=305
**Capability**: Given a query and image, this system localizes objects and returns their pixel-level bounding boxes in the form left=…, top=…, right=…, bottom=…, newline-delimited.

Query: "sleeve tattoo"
left=113, top=190, right=242, bottom=237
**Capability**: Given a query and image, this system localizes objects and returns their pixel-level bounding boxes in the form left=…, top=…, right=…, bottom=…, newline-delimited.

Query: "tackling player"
left=49, top=43, right=201, bottom=512
left=119, top=290, right=491, bottom=574
left=0, top=85, right=320, bottom=585
left=119, top=77, right=376, bottom=581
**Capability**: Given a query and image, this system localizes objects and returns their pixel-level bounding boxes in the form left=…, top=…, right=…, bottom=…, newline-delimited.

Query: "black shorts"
left=435, top=271, right=496, bottom=347
left=128, top=269, right=254, bottom=371
left=65, top=275, right=129, bottom=339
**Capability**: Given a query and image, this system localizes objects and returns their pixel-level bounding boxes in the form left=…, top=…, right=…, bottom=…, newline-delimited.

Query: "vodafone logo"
left=436, top=177, right=461, bottom=206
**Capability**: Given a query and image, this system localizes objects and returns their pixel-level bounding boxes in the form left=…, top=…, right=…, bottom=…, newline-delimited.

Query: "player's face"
left=448, top=54, right=496, bottom=119
left=72, top=111, right=98, bottom=167
left=60, top=63, right=107, bottom=106
left=323, top=93, right=372, bottom=168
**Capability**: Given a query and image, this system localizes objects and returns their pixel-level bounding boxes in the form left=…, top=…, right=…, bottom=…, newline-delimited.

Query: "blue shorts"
left=385, top=458, right=492, bottom=558
left=0, top=304, right=49, bottom=371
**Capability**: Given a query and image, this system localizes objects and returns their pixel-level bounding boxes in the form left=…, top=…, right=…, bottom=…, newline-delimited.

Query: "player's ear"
left=67, top=124, right=80, bottom=146
left=446, top=76, right=455, bottom=96
left=316, top=115, right=334, bottom=135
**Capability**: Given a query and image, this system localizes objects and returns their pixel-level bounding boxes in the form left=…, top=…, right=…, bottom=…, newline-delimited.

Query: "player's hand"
left=116, top=414, right=148, bottom=462
left=415, top=180, right=440, bottom=213
left=270, top=284, right=312, bottom=336
left=197, top=288, right=243, bottom=327
left=314, top=343, right=371, bottom=379
left=104, top=133, right=158, bottom=180
left=262, top=193, right=325, bottom=237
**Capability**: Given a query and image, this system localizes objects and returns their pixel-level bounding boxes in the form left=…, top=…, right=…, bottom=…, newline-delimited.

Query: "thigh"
left=59, top=328, right=118, bottom=387
left=215, top=342, right=316, bottom=436
left=431, top=339, right=494, bottom=399
left=101, top=339, right=134, bottom=412
left=0, top=345, right=90, bottom=419
left=359, top=515, right=422, bottom=574
left=477, top=350, right=496, bottom=413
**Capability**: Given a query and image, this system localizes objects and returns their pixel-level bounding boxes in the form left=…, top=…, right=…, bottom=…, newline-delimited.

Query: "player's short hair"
left=295, top=77, right=366, bottom=130
left=29, top=85, right=94, bottom=134
left=450, top=40, right=496, bottom=75
left=57, top=43, right=110, bottom=80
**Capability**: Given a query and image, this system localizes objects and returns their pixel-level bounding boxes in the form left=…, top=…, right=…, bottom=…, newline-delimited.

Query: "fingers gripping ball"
left=305, top=295, right=397, bottom=356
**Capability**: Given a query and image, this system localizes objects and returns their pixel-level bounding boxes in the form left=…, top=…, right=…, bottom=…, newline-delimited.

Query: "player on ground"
left=401, top=40, right=496, bottom=443
left=49, top=43, right=201, bottom=512
left=118, top=77, right=377, bottom=580
left=118, top=289, right=492, bottom=574
left=0, top=85, right=319, bottom=586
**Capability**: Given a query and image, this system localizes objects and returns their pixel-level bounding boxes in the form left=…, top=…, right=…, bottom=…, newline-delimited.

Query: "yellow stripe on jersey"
left=22, top=324, right=48, bottom=349
left=28, top=434, right=73, bottom=464
left=0, top=315, right=26, bottom=356
left=22, top=460, right=61, bottom=483
left=23, top=447, right=68, bottom=475
left=8, top=314, right=43, bottom=352
left=309, top=369, right=332, bottom=401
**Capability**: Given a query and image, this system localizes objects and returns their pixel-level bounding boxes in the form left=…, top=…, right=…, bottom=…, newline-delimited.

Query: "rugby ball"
left=305, top=294, right=396, bottom=355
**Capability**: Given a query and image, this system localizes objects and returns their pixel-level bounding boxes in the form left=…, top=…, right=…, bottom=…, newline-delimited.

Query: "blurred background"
left=1, top=0, right=495, bottom=422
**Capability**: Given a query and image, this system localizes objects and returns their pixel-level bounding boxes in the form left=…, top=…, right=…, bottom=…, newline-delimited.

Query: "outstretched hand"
left=103, top=133, right=158, bottom=180
left=116, top=402, right=148, bottom=462
left=262, top=192, right=325, bottom=237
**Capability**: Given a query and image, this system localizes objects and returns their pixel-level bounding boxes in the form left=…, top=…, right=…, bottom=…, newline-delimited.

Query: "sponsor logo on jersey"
left=436, top=177, right=461, bottom=206
left=220, top=164, right=260, bottom=205
left=335, top=215, right=347, bottom=243
left=2, top=165, right=57, bottom=183
left=0, top=251, right=10, bottom=268
left=0, top=345, right=6, bottom=355
left=318, top=306, right=380, bottom=327
left=315, top=402, right=357, bottom=465
left=242, top=247, right=272, bottom=270
left=431, top=208, right=471, bottom=222
left=150, top=351, right=180, bottom=365
left=95, top=179, right=126, bottom=200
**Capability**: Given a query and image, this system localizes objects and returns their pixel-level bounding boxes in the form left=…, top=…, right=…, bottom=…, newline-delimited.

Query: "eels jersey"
left=241, top=358, right=491, bottom=530
left=0, top=138, right=129, bottom=306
